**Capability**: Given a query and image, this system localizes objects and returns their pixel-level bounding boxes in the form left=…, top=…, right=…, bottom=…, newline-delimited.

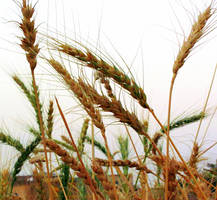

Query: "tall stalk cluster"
left=0, top=1, right=216, bottom=200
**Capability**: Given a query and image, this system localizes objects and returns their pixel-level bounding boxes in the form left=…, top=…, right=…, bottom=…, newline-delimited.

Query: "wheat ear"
left=44, top=139, right=104, bottom=199
left=46, top=100, right=54, bottom=138
left=95, top=158, right=152, bottom=174
left=189, top=142, right=200, bottom=169
left=92, top=160, right=117, bottom=200
left=78, top=78, right=163, bottom=157
left=77, top=118, right=89, bottom=156
left=0, top=132, right=25, bottom=153
left=173, top=5, right=212, bottom=74
left=11, top=136, right=41, bottom=188
left=56, top=43, right=150, bottom=109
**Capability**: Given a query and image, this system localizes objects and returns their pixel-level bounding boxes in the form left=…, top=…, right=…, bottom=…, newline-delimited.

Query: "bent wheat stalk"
left=55, top=97, right=101, bottom=200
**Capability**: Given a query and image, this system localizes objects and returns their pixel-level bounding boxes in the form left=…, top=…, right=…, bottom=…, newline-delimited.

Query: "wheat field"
left=0, top=0, right=217, bottom=199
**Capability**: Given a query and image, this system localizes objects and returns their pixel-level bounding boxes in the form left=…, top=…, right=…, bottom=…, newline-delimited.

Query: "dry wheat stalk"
left=19, top=2, right=53, bottom=198
left=166, top=5, right=213, bottom=199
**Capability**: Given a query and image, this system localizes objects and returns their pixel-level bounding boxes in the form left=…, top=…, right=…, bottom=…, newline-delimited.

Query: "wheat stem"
left=55, top=97, right=100, bottom=200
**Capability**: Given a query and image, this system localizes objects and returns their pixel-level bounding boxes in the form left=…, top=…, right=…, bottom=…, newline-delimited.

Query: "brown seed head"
left=173, top=5, right=212, bottom=74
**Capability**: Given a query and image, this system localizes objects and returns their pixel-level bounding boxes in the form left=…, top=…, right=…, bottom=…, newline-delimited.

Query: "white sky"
left=0, top=0, right=217, bottom=170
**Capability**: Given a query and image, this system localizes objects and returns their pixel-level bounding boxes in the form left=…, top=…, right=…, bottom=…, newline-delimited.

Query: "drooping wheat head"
left=44, top=138, right=104, bottom=199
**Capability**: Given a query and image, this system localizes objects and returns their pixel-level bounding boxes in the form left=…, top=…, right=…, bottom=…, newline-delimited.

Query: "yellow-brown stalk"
left=19, top=1, right=52, bottom=198
left=124, top=125, right=150, bottom=200
left=166, top=4, right=212, bottom=200
left=55, top=98, right=103, bottom=200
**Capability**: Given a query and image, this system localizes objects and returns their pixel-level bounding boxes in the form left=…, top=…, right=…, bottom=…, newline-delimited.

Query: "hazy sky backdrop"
left=0, top=0, right=217, bottom=171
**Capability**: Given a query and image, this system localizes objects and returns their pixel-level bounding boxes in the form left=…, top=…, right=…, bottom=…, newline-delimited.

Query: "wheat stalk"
left=165, top=4, right=213, bottom=199
left=18, top=1, right=53, bottom=198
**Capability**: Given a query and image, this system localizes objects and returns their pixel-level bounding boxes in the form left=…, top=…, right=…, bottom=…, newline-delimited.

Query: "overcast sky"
left=0, top=0, right=217, bottom=169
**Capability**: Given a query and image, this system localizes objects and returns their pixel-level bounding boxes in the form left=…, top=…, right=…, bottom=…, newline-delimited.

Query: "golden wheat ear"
left=173, top=4, right=213, bottom=74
